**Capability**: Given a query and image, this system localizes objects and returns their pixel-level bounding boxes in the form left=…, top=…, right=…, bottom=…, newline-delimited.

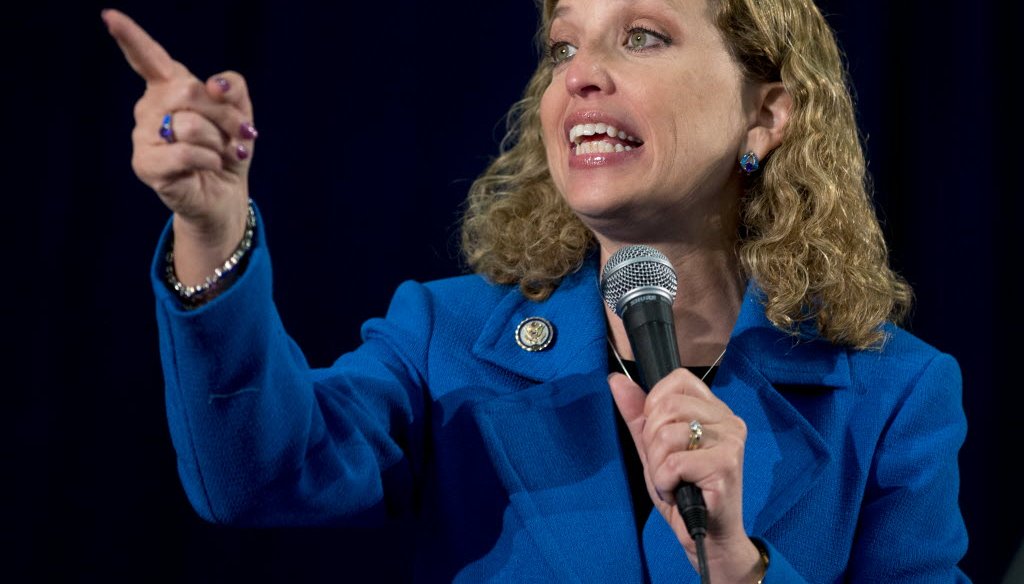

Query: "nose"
left=564, top=48, right=616, bottom=98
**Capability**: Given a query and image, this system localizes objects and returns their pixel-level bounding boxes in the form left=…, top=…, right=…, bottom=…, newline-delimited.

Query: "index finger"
left=102, top=9, right=179, bottom=84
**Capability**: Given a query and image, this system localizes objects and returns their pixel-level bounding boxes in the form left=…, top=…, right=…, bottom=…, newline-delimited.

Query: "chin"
left=561, top=184, right=631, bottom=218
left=563, top=193, right=648, bottom=239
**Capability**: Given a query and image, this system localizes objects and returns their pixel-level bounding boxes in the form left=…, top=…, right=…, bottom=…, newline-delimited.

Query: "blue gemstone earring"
left=739, top=151, right=760, bottom=174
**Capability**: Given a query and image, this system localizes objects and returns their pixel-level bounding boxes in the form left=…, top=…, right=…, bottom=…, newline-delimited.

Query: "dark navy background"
left=5, top=1, right=1018, bottom=581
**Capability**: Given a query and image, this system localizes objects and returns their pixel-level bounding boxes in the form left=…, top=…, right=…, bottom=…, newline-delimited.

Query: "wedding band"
left=687, top=420, right=703, bottom=450
left=159, top=113, right=175, bottom=143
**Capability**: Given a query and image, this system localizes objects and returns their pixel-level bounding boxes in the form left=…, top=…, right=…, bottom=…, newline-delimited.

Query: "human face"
left=540, top=0, right=752, bottom=240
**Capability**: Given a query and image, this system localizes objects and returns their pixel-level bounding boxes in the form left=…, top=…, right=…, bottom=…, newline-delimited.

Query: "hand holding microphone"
left=602, top=245, right=758, bottom=582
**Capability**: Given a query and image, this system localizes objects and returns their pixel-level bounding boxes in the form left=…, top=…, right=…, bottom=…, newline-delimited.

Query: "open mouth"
left=568, top=123, right=644, bottom=155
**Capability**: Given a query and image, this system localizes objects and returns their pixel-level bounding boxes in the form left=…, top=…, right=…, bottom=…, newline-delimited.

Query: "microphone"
left=600, top=244, right=709, bottom=543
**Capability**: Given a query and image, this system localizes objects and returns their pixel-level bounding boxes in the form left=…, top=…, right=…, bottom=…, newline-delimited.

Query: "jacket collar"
left=728, top=282, right=851, bottom=389
left=471, top=260, right=851, bottom=391
left=471, top=260, right=608, bottom=383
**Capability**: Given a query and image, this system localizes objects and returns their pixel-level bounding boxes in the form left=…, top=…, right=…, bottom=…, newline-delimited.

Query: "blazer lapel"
left=716, top=347, right=834, bottom=534
left=722, top=285, right=845, bottom=534
left=643, top=285, right=843, bottom=582
left=469, top=262, right=645, bottom=582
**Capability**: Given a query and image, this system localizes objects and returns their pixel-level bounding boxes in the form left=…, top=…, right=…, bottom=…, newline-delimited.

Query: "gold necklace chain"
left=607, top=336, right=726, bottom=384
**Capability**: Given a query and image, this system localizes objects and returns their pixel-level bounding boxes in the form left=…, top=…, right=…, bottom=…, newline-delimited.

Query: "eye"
left=625, top=27, right=670, bottom=51
left=548, top=41, right=578, bottom=65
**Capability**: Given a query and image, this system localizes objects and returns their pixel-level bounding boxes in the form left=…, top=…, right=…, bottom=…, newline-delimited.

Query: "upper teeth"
left=568, top=123, right=642, bottom=145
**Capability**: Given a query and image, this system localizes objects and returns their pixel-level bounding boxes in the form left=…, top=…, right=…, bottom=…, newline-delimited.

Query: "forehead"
left=545, top=0, right=709, bottom=25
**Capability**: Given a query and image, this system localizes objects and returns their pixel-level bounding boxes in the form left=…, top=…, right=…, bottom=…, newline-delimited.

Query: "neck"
left=599, top=229, right=745, bottom=367
left=587, top=179, right=747, bottom=366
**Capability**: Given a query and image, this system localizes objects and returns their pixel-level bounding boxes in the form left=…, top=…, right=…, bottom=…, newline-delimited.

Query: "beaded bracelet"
left=164, top=199, right=256, bottom=309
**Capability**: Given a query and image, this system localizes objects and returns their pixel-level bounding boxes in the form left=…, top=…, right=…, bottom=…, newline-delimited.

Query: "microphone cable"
left=677, top=482, right=710, bottom=584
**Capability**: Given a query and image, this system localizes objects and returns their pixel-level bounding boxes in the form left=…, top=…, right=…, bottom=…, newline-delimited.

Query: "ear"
left=742, top=81, right=792, bottom=160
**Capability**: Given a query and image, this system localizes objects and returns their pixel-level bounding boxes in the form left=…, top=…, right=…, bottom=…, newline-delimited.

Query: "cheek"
left=539, top=84, right=566, bottom=178
left=666, top=78, right=746, bottom=157
left=539, top=84, right=562, bottom=147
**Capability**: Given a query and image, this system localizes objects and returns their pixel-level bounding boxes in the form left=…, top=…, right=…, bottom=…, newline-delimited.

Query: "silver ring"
left=687, top=420, right=703, bottom=451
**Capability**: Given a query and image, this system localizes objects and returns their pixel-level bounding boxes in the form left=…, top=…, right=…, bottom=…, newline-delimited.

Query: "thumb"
left=609, top=372, right=647, bottom=448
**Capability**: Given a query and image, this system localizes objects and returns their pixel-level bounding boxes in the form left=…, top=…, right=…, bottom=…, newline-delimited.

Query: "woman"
left=104, top=0, right=969, bottom=581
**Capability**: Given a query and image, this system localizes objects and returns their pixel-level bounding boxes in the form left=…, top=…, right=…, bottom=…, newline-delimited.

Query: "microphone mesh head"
left=600, top=244, right=678, bottom=316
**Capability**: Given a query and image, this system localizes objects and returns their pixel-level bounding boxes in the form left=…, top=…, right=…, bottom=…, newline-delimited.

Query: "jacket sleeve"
left=151, top=211, right=431, bottom=527
left=846, top=352, right=971, bottom=582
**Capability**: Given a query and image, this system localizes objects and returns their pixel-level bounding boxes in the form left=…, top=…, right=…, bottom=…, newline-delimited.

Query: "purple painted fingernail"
left=236, top=144, right=249, bottom=160
left=240, top=122, right=258, bottom=140
left=215, top=77, right=231, bottom=92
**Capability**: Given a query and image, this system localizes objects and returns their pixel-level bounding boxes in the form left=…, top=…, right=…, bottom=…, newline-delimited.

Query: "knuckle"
left=130, top=124, right=147, bottom=144
left=652, top=466, right=677, bottom=494
left=129, top=152, right=146, bottom=177
left=131, top=152, right=159, bottom=185
left=167, top=78, right=206, bottom=107
left=722, top=434, right=742, bottom=455
left=653, top=423, right=674, bottom=447
left=642, top=392, right=663, bottom=417
left=185, top=78, right=206, bottom=101
left=727, top=414, right=748, bottom=441
left=650, top=465, right=666, bottom=487
left=132, top=96, right=153, bottom=121
left=663, top=451, right=683, bottom=475
left=719, top=446, right=740, bottom=468
left=641, top=423, right=659, bottom=449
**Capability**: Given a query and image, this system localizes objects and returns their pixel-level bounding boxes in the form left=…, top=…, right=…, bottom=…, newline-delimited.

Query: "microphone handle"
left=622, top=295, right=708, bottom=538
left=621, top=294, right=681, bottom=389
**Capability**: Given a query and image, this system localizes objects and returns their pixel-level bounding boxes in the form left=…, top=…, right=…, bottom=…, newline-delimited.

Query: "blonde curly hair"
left=460, top=0, right=911, bottom=349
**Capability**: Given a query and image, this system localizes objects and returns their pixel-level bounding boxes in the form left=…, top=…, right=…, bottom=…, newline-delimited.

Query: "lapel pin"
left=515, top=317, right=555, bottom=352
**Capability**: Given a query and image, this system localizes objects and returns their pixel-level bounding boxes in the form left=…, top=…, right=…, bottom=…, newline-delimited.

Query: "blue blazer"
left=153, top=217, right=969, bottom=582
